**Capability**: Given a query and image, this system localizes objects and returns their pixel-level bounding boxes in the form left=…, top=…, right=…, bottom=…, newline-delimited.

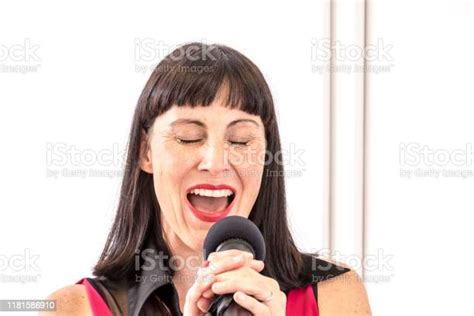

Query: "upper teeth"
left=189, top=189, right=234, bottom=198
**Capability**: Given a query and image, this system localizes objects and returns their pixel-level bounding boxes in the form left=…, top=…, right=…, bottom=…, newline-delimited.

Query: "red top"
left=76, top=277, right=319, bottom=315
left=286, top=284, right=319, bottom=316
left=76, top=278, right=113, bottom=316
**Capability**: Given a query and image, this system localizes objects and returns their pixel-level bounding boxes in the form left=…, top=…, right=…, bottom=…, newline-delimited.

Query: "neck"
left=170, top=246, right=203, bottom=313
left=162, top=220, right=204, bottom=312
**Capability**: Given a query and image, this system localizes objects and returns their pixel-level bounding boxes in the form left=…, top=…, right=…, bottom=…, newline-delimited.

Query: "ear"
left=139, top=129, right=153, bottom=174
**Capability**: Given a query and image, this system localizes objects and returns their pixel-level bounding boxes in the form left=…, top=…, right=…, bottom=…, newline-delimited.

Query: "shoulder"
left=39, top=284, right=92, bottom=316
left=316, top=258, right=372, bottom=316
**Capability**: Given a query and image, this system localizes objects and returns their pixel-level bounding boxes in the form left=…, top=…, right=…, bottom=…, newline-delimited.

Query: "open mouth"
left=186, top=188, right=235, bottom=213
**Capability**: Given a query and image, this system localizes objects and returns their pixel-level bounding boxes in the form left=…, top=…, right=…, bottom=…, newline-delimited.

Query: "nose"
left=198, top=142, right=231, bottom=176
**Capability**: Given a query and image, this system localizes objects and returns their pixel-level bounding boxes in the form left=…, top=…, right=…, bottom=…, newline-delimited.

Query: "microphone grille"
left=203, top=216, right=266, bottom=261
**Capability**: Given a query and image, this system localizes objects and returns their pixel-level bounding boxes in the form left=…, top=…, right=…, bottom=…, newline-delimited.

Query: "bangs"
left=143, top=43, right=273, bottom=128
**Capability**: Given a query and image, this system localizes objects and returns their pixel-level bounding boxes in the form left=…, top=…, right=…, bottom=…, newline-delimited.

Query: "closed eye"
left=176, top=138, right=249, bottom=146
left=229, top=141, right=249, bottom=146
left=177, top=138, right=202, bottom=144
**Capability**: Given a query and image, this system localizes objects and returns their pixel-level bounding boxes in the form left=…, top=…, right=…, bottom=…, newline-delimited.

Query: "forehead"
left=155, top=103, right=264, bottom=129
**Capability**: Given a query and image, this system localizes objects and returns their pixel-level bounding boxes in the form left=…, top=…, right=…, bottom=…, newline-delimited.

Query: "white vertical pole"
left=327, top=0, right=367, bottom=278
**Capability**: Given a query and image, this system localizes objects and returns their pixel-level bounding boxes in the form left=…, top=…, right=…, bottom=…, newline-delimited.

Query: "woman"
left=43, top=43, right=371, bottom=315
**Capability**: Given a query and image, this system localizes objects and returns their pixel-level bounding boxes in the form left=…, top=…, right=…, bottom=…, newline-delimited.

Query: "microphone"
left=203, top=216, right=266, bottom=316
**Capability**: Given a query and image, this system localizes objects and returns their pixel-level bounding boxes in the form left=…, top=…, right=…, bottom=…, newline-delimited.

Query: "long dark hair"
left=93, top=42, right=314, bottom=292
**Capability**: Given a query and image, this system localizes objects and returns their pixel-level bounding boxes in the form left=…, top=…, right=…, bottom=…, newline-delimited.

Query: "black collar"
left=127, top=239, right=175, bottom=316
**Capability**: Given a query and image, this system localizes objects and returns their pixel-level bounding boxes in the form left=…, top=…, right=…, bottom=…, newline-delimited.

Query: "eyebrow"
left=170, top=119, right=205, bottom=128
left=228, top=119, right=259, bottom=128
left=170, top=118, right=259, bottom=128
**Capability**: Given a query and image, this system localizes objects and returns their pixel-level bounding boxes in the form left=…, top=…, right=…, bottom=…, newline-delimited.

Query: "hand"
left=182, top=250, right=269, bottom=315
left=182, top=261, right=216, bottom=315
left=208, top=250, right=286, bottom=316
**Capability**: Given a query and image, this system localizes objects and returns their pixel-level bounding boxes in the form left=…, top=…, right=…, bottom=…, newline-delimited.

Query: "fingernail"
left=244, top=252, right=253, bottom=259
left=233, top=255, right=243, bottom=262
left=235, top=292, right=245, bottom=301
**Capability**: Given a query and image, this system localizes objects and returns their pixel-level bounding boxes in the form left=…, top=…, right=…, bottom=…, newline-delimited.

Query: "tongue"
left=188, top=194, right=228, bottom=213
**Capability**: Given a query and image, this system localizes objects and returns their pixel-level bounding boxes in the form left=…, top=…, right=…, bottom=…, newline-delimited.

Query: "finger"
left=196, top=297, right=212, bottom=313
left=233, top=291, right=270, bottom=316
left=202, top=288, right=214, bottom=299
left=240, top=256, right=264, bottom=272
left=212, top=276, right=256, bottom=296
left=250, top=259, right=265, bottom=272
left=182, top=270, right=216, bottom=315
left=208, top=254, right=257, bottom=275
left=213, top=266, right=263, bottom=292
left=207, top=249, right=254, bottom=261
left=212, top=270, right=278, bottom=301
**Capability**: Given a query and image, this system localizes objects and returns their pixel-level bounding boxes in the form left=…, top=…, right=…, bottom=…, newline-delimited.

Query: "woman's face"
left=140, top=93, right=266, bottom=252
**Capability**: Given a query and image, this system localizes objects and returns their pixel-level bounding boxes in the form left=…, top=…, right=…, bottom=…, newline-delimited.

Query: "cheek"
left=231, top=146, right=265, bottom=197
left=238, top=170, right=263, bottom=217
left=153, top=144, right=196, bottom=175
left=229, top=145, right=266, bottom=175
left=151, top=147, right=194, bottom=203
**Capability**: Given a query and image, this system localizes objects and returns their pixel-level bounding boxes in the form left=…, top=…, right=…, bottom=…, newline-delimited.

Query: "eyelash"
left=177, top=139, right=201, bottom=145
left=177, top=138, right=249, bottom=146
left=230, top=141, right=249, bottom=146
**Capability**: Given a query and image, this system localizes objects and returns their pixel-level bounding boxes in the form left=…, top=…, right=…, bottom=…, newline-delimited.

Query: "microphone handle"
left=221, top=301, right=252, bottom=316
left=209, top=293, right=252, bottom=316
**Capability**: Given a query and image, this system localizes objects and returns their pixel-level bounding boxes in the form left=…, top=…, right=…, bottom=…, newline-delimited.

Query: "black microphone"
left=203, top=216, right=266, bottom=316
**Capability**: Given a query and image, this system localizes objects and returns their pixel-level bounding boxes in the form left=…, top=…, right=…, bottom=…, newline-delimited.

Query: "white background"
left=0, top=0, right=473, bottom=315
left=366, top=0, right=474, bottom=314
